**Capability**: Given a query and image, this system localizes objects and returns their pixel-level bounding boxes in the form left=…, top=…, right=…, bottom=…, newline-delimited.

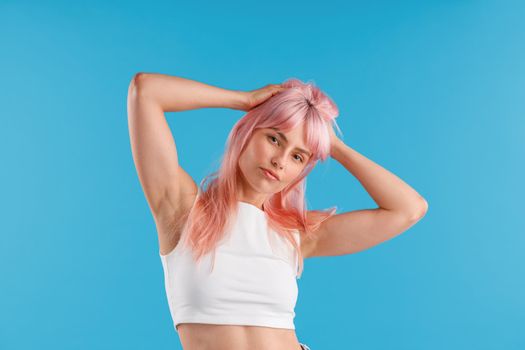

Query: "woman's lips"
left=261, top=168, right=279, bottom=181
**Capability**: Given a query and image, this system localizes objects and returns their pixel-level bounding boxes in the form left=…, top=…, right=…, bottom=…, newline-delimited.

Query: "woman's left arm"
left=329, top=127, right=428, bottom=220
left=303, top=126, right=428, bottom=258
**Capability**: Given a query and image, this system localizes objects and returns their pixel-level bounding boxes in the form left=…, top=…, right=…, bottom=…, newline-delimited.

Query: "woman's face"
left=238, top=123, right=312, bottom=199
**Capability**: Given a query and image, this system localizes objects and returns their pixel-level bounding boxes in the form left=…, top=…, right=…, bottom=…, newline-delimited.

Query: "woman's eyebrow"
left=269, top=127, right=312, bottom=157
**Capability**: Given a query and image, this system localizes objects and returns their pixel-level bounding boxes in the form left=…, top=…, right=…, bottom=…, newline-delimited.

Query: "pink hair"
left=179, top=78, right=342, bottom=279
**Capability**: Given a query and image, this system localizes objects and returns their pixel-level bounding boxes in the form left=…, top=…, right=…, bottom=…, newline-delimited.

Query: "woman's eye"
left=267, top=135, right=303, bottom=163
left=268, top=135, right=279, bottom=144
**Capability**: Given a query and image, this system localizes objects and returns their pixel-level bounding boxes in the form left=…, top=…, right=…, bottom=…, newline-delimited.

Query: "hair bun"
left=305, top=98, right=314, bottom=107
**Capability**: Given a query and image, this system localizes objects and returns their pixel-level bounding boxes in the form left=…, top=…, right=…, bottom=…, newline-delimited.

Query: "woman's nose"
left=271, top=155, right=285, bottom=169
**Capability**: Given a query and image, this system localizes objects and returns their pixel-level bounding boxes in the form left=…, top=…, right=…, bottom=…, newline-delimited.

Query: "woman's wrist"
left=330, top=138, right=346, bottom=159
left=230, top=91, right=250, bottom=111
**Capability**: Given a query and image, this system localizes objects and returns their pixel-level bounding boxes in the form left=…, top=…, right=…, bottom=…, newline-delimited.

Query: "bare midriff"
left=177, top=323, right=303, bottom=350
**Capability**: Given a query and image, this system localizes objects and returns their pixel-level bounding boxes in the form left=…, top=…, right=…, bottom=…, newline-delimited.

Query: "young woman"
left=127, top=73, right=428, bottom=350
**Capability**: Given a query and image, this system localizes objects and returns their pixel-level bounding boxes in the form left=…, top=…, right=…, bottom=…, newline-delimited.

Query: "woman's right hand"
left=239, top=84, right=287, bottom=111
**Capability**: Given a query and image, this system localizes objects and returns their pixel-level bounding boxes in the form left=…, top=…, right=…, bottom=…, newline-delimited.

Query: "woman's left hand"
left=327, top=123, right=343, bottom=157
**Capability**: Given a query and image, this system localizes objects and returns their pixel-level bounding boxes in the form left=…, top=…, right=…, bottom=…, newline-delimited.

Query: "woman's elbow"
left=410, top=197, right=428, bottom=221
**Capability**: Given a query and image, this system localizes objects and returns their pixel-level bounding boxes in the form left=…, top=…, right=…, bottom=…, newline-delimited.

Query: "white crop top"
left=159, top=200, right=301, bottom=334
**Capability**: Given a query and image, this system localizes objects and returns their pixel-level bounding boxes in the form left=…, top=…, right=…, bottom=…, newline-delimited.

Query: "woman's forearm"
left=331, top=139, right=428, bottom=220
left=131, top=73, right=247, bottom=112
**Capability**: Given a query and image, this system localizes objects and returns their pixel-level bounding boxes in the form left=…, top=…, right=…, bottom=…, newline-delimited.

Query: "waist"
left=177, top=323, right=301, bottom=350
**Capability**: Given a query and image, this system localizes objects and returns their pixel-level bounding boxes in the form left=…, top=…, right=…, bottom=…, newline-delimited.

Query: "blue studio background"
left=1, top=1, right=524, bottom=349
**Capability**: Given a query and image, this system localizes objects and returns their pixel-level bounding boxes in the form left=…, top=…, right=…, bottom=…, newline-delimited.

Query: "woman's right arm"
left=126, top=73, right=248, bottom=220
left=132, top=73, right=248, bottom=112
